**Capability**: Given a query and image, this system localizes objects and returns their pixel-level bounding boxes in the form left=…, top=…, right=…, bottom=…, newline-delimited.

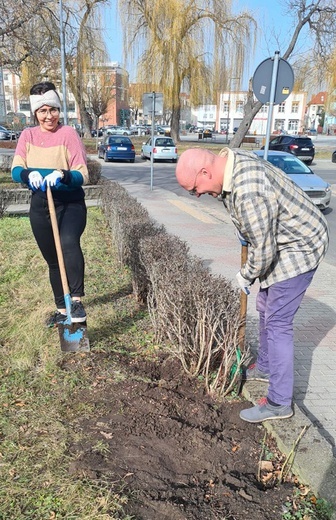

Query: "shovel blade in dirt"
left=57, top=322, right=90, bottom=352
left=57, top=293, right=90, bottom=352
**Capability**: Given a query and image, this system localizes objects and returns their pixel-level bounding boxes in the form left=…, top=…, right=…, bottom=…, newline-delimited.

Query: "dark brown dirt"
left=64, top=352, right=295, bottom=520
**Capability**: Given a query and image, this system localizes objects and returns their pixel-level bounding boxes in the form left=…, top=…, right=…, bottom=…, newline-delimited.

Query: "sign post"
left=252, top=52, right=294, bottom=160
left=143, top=92, right=163, bottom=190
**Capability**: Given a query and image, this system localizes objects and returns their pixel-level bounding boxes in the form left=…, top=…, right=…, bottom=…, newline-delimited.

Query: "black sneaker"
left=46, top=311, right=67, bottom=328
left=71, top=301, right=86, bottom=323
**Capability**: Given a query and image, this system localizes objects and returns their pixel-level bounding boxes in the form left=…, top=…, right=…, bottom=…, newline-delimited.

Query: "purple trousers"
left=256, top=269, right=316, bottom=406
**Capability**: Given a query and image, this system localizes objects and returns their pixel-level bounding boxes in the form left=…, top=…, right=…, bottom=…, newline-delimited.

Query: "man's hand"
left=236, top=271, right=251, bottom=295
left=236, top=230, right=248, bottom=246
left=28, top=171, right=44, bottom=191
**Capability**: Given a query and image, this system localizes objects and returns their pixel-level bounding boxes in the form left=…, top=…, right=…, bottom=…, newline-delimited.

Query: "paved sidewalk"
left=101, top=169, right=336, bottom=513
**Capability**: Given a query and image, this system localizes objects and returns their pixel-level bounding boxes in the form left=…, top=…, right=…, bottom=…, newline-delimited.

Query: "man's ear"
left=201, top=167, right=212, bottom=179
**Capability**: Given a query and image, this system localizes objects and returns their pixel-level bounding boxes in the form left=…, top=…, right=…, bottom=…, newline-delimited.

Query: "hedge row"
left=101, top=180, right=248, bottom=396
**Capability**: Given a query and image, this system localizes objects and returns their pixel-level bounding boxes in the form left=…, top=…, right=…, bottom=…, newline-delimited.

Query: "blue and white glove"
left=236, top=230, right=248, bottom=246
left=42, top=170, right=63, bottom=190
left=236, top=271, right=251, bottom=295
left=28, top=171, right=44, bottom=191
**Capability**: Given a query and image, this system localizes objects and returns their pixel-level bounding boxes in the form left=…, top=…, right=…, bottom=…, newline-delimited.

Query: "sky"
left=101, top=0, right=310, bottom=88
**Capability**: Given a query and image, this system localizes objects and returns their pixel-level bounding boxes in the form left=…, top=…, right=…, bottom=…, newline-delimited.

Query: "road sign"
left=143, top=92, right=163, bottom=116
left=252, top=57, right=294, bottom=105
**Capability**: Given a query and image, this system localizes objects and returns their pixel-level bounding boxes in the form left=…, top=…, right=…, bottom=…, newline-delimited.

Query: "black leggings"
left=29, top=194, right=87, bottom=309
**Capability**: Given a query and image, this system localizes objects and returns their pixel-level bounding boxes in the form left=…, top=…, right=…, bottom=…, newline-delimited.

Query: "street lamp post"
left=225, top=77, right=240, bottom=144
left=59, top=0, right=67, bottom=124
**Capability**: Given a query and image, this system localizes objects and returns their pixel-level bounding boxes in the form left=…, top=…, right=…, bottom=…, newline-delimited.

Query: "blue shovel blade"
left=57, top=293, right=90, bottom=352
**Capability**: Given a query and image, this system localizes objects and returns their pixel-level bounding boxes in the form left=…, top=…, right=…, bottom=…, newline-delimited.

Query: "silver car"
left=141, top=135, right=178, bottom=162
left=254, top=150, right=331, bottom=211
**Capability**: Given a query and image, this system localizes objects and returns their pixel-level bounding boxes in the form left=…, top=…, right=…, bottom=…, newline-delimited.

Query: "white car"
left=141, top=135, right=178, bottom=162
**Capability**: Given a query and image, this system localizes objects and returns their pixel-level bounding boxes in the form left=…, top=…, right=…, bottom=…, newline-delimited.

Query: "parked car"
left=97, top=136, right=135, bottom=163
left=91, top=128, right=103, bottom=137
left=262, top=135, right=315, bottom=164
left=156, top=125, right=171, bottom=136
left=332, top=150, right=336, bottom=163
left=0, top=125, right=13, bottom=140
left=254, top=150, right=331, bottom=211
left=141, top=136, right=178, bottom=162
left=129, top=125, right=150, bottom=136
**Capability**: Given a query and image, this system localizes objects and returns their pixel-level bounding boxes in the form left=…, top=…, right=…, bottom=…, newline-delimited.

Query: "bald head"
left=175, top=148, right=216, bottom=190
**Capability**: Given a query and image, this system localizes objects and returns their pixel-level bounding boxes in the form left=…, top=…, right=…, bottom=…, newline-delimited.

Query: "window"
left=222, top=101, right=229, bottom=112
left=68, top=101, right=75, bottom=111
left=236, top=101, right=244, bottom=113
left=288, top=120, right=299, bottom=132
left=260, top=105, right=268, bottom=113
left=274, top=119, right=285, bottom=131
left=278, top=103, right=285, bottom=113
left=19, top=100, right=30, bottom=111
left=291, top=102, right=299, bottom=113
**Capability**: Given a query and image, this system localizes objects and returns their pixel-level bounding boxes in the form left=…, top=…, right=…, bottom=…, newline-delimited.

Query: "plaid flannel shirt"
left=219, top=148, right=329, bottom=288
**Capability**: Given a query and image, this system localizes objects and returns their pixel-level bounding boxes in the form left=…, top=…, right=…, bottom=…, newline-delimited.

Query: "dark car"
left=91, top=128, right=103, bottom=137
left=263, top=135, right=315, bottom=164
left=332, top=150, right=336, bottom=163
left=0, top=125, right=13, bottom=140
left=98, top=136, right=135, bottom=163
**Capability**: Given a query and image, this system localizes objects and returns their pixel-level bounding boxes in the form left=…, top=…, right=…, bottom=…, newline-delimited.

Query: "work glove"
left=41, top=170, right=63, bottom=190
left=28, top=171, right=44, bottom=191
left=236, top=230, right=248, bottom=246
left=236, top=271, right=251, bottom=295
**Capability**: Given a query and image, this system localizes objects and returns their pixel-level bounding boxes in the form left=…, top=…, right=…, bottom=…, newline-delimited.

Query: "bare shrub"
left=0, top=189, right=10, bottom=218
left=101, top=180, right=164, bottom=301
left=140, top=233, right=248, bottom=396
left=87, top=158, right=102, bottom=185
left=102, top=180, right=247, bottom=396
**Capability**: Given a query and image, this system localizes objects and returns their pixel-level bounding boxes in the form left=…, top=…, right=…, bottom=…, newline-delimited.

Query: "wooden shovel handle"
left=46, top=186, right=70, bottom=296
left=238, top=244, right=248, bottom=353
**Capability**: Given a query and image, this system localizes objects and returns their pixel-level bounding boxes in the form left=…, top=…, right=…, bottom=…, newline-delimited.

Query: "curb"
left=242, top=382, right=336, bottom=517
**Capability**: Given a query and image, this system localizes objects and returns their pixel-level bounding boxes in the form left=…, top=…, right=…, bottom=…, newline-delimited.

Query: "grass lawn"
left=0, top=208, right=147, bottom=519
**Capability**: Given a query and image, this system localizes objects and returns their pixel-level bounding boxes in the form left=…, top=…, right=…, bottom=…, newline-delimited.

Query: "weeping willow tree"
left=230, top=0, right=336, bottom=147
left=119, top=0, right=256, bottom=142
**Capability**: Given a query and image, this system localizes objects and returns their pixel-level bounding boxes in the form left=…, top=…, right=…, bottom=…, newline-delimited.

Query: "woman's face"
left=35, top=105, right=60, bottom=132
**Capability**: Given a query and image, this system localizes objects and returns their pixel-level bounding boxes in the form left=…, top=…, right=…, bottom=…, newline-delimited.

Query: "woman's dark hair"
left=30, top=82, right=58, bottom=96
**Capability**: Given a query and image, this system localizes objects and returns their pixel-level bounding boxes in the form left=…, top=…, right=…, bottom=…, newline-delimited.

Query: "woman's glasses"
left=36, top=107, right=60, bottom=117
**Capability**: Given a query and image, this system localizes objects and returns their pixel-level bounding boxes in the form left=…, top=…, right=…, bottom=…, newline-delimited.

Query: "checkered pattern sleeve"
left=223, top=150, right=329, bottom=288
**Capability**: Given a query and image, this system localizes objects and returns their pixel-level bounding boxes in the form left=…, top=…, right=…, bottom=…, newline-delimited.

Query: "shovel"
left=230, top=244, right=248, bottom=385
left=47, top=186, right=90, bottom=352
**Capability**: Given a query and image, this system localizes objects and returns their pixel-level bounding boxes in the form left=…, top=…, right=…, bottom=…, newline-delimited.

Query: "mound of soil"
left=66, top=353, right=294, bottom=519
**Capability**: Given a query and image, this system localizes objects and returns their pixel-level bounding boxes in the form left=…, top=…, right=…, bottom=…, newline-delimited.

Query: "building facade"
left=215, top=90, right=308, bottom=135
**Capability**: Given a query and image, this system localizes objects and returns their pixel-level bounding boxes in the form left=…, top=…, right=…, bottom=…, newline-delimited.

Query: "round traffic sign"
left=252, top=57, right=294, bottom=104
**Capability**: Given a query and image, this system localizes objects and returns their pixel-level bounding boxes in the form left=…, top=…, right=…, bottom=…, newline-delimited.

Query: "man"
left=175, top=147, right=329, bottom=423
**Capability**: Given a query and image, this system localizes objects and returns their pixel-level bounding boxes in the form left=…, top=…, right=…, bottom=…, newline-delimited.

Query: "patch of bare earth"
left=64, top=352, right=293, bottom=520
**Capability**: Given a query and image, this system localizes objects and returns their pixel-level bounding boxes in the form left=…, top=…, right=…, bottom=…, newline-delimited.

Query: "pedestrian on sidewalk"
left=11, top=81, right=89, bottom=327
left=175, top=147, right=329, bottom=423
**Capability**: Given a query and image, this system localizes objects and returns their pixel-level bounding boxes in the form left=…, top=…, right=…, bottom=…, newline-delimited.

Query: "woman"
left=11, top=82, right=89, bottom=327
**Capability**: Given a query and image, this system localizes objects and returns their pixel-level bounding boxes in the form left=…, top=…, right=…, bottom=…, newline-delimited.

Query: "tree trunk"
left=170, top=105, right=180, bottom=143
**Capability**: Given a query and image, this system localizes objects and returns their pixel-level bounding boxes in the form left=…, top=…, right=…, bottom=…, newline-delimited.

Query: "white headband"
left=30, top=90, right=61, bottom=113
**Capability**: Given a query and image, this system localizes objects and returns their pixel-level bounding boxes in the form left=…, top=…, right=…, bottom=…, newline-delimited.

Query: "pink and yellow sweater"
left=11, top=124, right=89, bottom=202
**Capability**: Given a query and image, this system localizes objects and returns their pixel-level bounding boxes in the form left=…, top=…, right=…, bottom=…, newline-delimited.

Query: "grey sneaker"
left=240, top=397, right=293, bottom=423
left=245, top=363, right=270, bottom=382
